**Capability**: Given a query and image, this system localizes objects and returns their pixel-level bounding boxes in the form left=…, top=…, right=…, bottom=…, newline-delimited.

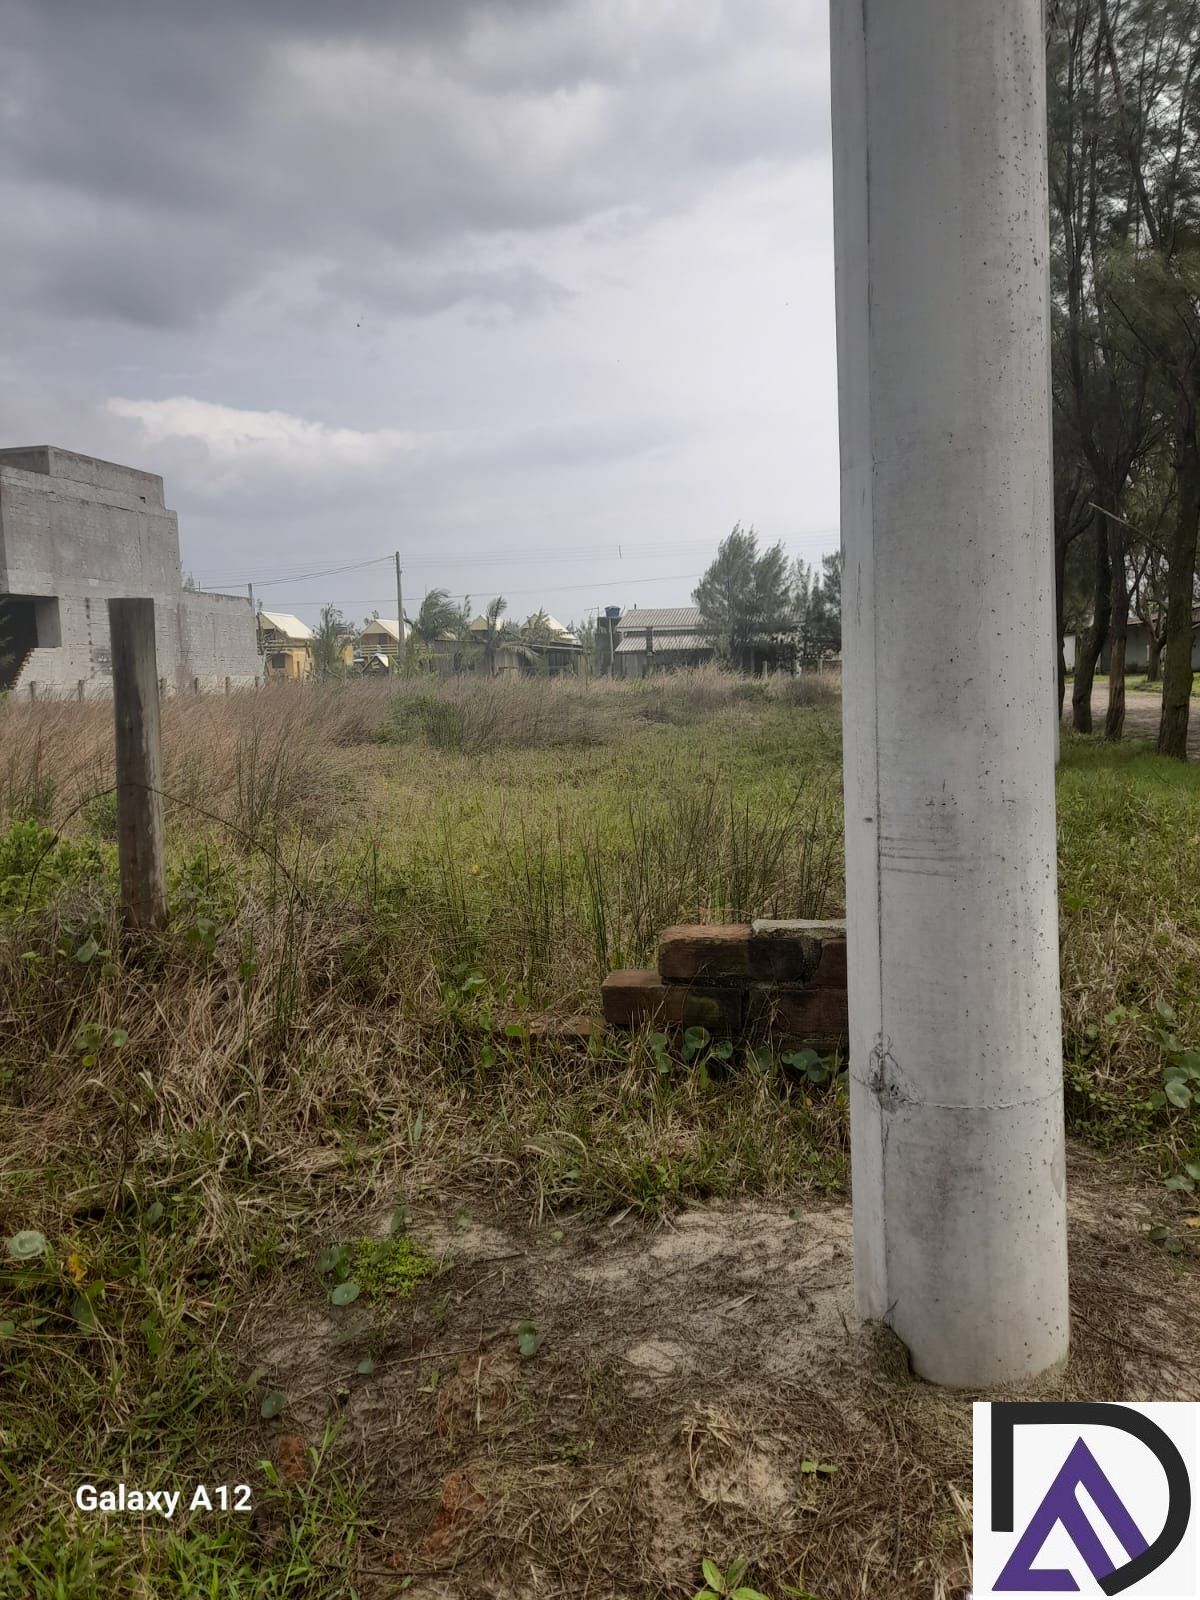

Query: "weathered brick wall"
left=601, top=919, right=849, bottom=1054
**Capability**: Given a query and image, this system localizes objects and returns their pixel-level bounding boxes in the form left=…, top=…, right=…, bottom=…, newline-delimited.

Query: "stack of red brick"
left=601, top=920, right=848, bottom=1054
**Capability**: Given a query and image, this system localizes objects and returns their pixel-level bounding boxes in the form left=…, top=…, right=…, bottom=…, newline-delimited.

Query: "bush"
left=381, top=694, right=468, bottom=750
left=0, top=819, right=106, bottom=915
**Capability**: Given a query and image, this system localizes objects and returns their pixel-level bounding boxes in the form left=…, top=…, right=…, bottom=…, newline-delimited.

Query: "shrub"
left=0, top=819, right=106, bottom=915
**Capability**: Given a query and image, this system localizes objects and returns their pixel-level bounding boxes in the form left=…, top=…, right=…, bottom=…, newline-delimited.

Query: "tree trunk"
left=1158, top=399, right=1200, bottom=759
left=1104, top=518, right=1129, bottom=740
left=1146, top=630, right=1164, bottom=682
left=1054, top=521, right=1068, bottom=721
left=1071, top=514, right=1110, bottom=732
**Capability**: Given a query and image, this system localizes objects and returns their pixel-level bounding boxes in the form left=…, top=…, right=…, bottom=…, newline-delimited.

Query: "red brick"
left=661, top=982, right=744, bottom=1035
left=601, top=969, right=668, bottom=1026
left=658, top=924, right=752, bottom=981
left=746, top=983, right=848, bottom=1053
left=601, top=970, right=744, bottom=1035
left=747, top=919, right=847, bottom=982
left=810, top=938, right=847, bottom=989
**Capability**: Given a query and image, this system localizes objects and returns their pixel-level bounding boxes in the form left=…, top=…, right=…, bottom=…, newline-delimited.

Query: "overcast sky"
left=1, top=0, right=839, bottom=628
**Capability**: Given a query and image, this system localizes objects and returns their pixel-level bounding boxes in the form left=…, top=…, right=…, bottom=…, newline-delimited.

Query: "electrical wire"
left=264, top=570, right=712, bottom=607
left=196, top=534, right=840, bottom=593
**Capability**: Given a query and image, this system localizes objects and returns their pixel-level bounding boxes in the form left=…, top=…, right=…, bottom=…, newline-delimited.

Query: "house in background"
left=1098, top=606, right=1200, bottom=673
left=359, top=618, right=403, bottom=663
left=529, top=615, right=584, bottom=676
left=257, top=611, right=314, bottom=679
left=464, top=613, right=525, bottom=676
left=461, top=612, right=584, bottom=676
left=0, top=445, right=259, bottom=697
left=604, top=606, right=716, bottom=678
left=1063, top=606, right=1200, bottom=675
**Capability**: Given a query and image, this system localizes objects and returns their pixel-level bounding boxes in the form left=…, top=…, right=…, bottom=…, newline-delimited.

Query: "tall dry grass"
left=0, top=668, right=838, bottom=835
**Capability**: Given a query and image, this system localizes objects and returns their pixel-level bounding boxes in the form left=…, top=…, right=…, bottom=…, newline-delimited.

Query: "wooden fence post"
left=109, top=599, right=167, bottom=931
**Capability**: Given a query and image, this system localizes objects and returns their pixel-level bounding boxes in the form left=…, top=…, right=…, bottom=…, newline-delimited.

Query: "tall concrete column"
left=830, top=0, right=1070, bottom=1384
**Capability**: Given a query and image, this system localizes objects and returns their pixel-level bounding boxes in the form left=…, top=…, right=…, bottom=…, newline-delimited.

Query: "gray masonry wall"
left=0, top=446, right=259, bottom=697
left=178, top=591, right=261, bottom=691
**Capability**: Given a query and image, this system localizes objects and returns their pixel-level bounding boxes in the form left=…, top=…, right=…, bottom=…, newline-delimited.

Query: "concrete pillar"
left=831, top=0, right=1069, bottom=1384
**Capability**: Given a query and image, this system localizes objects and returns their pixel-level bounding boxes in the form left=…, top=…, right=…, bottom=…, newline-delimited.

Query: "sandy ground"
left=244, top=1147, right=1200, bottom=1600
left=1076, top=684, right=1200, bottom=756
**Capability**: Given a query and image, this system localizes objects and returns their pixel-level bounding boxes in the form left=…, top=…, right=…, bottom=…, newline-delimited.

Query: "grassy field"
left=1, top=671, right=1199, bottom=1598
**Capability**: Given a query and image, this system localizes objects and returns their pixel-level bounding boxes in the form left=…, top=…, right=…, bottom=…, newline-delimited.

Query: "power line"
left=266, top=569, right=713, bottom=608
left=202, top=554, right=393, bottom=589
left=194, top=533, right=841, bottom=592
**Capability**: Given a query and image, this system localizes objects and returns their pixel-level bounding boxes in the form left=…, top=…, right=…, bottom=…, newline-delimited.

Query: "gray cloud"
left=1, top=0, right=828, bottom=330
left=323, top=260, right=573, bottom=320
left=0, top=1, right=840, bottom=624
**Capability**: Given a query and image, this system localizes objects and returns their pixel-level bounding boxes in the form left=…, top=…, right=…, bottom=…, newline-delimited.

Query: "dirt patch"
left=246, top=1147, right=1200, bottom=1599
left=1082, top=685, right=1200, bottom=756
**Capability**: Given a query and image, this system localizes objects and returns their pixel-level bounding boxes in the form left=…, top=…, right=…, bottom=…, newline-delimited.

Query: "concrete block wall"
left=178, top=592, right=260, bottom=691
left=0, top=447, right=259, bottom=697
left=601, top=919, right=849, bottom=1054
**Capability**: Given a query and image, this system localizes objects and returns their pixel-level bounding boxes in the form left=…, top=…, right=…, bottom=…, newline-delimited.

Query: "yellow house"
left=359, top=618, right=402, bottom=663
left=258, top=610, right=314, bottom=680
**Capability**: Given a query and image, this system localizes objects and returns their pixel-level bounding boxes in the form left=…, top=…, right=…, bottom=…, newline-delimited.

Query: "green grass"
left=1, top=677, right=1199, bottom=1592
left=1056, top=735, right=1200, bottom=1169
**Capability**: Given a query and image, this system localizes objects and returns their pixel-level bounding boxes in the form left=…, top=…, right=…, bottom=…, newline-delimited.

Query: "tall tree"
left=1047, top=0, right=1155, bottom=737
left=469, top=596, right=518, bottom=678
left=312, top=604, right=347, bottom=680
left=820, top=551, right=843, bottom=649
left=1099, top=0, right=1200, bottom=755
left=693, top=524, right=795, bottom=672
left=567, top=616, right=596, bottom=673
left=409, top=588, right=461, bottom=646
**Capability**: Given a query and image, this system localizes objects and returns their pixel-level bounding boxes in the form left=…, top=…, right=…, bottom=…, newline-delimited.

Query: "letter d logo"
left=975, top=1402, right=1197, bottom=1597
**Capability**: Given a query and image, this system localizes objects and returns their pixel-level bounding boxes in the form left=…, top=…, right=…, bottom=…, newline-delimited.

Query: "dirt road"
left=1073, top=684, right=1200, bottom=758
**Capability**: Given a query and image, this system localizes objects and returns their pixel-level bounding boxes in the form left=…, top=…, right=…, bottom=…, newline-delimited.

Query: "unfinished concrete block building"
left=0, top=446, right=260, bottom=698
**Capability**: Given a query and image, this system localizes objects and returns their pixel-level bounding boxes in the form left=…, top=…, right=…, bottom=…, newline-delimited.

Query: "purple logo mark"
left=995, top=1438, right=1149, bottom=1591
left=989, top=1404, right=1191, bottom=1596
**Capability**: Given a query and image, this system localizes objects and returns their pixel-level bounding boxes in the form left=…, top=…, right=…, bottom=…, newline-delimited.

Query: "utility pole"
left=830, top=0, right=1069, bottom=1385
left=394, top=551, right=405, bottom=674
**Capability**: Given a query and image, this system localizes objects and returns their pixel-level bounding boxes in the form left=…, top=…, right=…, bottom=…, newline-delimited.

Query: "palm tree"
left=520, top=609, right=555, bottom=646
left=410, top=588, right=461, bottom=646
left=404, top=588, right=462, bottom=674
left=312, top=603, right=348, bottom=680
left=517, top=610, right=558, bottom=675
left=474, top=596, right=512, bottom=677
